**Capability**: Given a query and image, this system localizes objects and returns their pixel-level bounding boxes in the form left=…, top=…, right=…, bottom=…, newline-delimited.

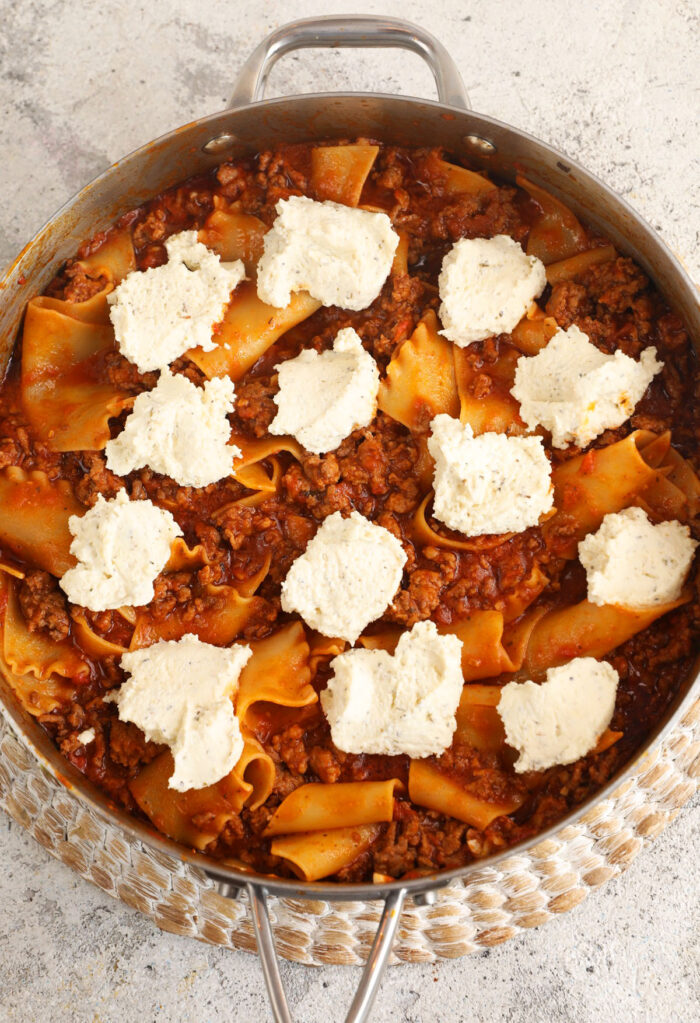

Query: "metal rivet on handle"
left=463, top=134, right=497, bottom=154
left=202, top=132, right=239, bottom=154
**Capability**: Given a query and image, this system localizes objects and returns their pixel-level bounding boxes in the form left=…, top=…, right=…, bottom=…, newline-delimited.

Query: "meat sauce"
left=1, top=141, right=698, bottom=881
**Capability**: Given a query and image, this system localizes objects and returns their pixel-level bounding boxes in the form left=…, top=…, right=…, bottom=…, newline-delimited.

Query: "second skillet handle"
left=229, top=15, right=470, bottom=110
left=247, top=882, right=408, bottom=1023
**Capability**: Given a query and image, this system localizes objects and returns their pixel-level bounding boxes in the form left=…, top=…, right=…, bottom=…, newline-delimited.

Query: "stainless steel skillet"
left=0, top=15, right=698, bottom=1023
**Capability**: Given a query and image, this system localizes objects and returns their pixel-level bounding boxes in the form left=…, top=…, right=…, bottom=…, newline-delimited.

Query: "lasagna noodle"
left=310, top=144, right=379, bottom=206
left=263, top=779, right=402, bottom=837
left=130, top=584, right=266, bottom=650
left=186, top=280, right=321, bottom=381
left=226, top=434, right=304, bottom=495
left=408, top=760, right=523, bottom=829
left=71, top=610, right=130, bottom=658
left=454, top=686, right=507, bottom=753
left=377, top=310, right=460, bottom=432
left=129, top=735, right=275, bottom=850
left=235, top=621, right=317, bottom=725
left=74, top=225, right=136, bottom=284
left=521, top=594, right=689, bottom=674
left=1, top=575, right=88, bottom=681
left=270, top=824, right=381, bottom=882
left=509, top=305, right=559, bottom=355
left=432, top=157, right=494, bottom=196
left=454, top=343, right=526, bottom=435
left=545, top=245, right=617, bottom=285
left=198, top=203, right=267, bottom=274
left=413, top=493, right=515, bottom=551
left=21, top=291, right=132, bottom=451
left=544, top=431, right=663, bottom=554
left=517, top=175, right=589, bottom=263
left=0, top=467, right=81, bottom=577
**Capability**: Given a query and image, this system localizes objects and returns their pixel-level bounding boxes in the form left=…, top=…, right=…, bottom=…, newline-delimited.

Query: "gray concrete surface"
left=1, top=1, right=698, bottom=1021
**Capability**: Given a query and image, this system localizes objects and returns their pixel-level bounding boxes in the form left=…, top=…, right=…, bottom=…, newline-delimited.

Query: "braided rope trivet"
left=0, top=701, right=697, bottom=965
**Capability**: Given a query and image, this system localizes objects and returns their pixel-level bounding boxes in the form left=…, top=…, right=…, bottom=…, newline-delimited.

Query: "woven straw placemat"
left=0, top=700, right=698, bottom=965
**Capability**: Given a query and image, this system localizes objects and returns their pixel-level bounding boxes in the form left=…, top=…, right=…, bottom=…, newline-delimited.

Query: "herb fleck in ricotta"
left=107, top=634, right=252, bottom=791
left=578, top=506, right=697, bottom=608
left=321, top=621, right=464, bottom=757
left=498, top=657, right=619, bottom=773
left=269, top=328, right=379, bottom=453
left=107, top=230, right=245, bottom=373
left=280, top=510, right=407, bottom=643
left=438, top=234, right=546, bottom=346
left=427, top=413, right=553, bottom=537
left=511, top=325, right=663, bottom=448
left=59, top=490, right=182, bottom=611
left=256, top=196, right=399, bottom=311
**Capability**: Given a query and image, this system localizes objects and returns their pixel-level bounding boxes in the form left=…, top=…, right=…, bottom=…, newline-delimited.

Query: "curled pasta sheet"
left=309, top=633, right=347, bottom=674
left=130, top=584, right=266, bottom=650
left=517, top=175, right=589, bottom=263
left=21, top=290, right=132, bottom=451
left=74, top=225, right=136, bottom=284
left=432, top=157, right=494, bottom=196
left=637, top=438, right=700, bottom=522
left=509, top=305, right=559, bottom=355
left=227, top=434, right=304, bottom=494
left=310, top=144, right=379, bottom=206
left=198, top=201, right=268, bottom=274
left=454, top=686, right=507, bottom=753
left=236, top=621, right=316, bottom=726
left=186, top=280, right=321, bottom=381
left=0, top=467, right=82, bottom=577
left=545, top=245, right=617, bottom=285
left=2, top=575, right=88, bottom=681
left=454, top=343, right=526, bottom=436
left=521, top=593, right=689, bottom=675
left=439, top=611, right=521, bottom=682
left=270, top=824, right=381, bottom=882
left=263, top=779, right=402, bottom=837
left=408, top=760, right=523, bottom=830
left=0, top=559, right=25, bottom=580
left=164, top=537, right=210, bottom=573
left=71, top=610, right=130, bottom=658
left=377, top=310, right=460, bottom=432
left=391, top=231, right=409, bottom=276
left=0, top=657, right=73, bottom=717
left=544, top=431, right=662, bottom=554
left=129, top=734, right=275, bottom=850
left=413, top=493, right=515, bottom=551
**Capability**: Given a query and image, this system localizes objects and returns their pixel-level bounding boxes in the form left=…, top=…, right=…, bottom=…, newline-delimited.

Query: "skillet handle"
left=246, top=881, right=408, bottom=1023
left=229, top=15, right=469, bottom=110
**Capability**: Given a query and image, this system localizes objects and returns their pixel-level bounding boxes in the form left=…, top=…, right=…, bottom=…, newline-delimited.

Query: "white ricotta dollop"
left=76, top=728, right=95, bottom=746
left=107, top=230, right=245, bottom=372
left=280, top=510, right=407, bottom=643
left=427, top=413, right=553, bottom=537
left=510, top=325, right=663, bottom=448
left=256, top=196, right=399, bottom=311
left=59, top=490, right=182, bottom=611
left=321, top=620, right=464, bottom=758
left=105, top=368, right=240, bottom=487
left=269, top=328, right=380, bottom=453
left=438, top=234, right=546, bottom=346
left=498, top=657, right=619, bottom=773
left=578, top=506, right=697, bottom=608
left=107, top=634, right=252, bottom=791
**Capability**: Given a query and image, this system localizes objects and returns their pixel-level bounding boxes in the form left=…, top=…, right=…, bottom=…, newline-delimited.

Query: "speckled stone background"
left=1, top=1, right=698, bottom=1021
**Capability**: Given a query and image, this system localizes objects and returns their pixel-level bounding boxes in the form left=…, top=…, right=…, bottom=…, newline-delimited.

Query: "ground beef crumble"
left=2, top=140, right=697, bottom=884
